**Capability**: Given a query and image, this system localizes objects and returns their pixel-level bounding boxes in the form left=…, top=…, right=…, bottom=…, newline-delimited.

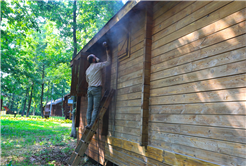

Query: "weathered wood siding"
left=149, top=1, right=246, bottom=165
left=51, top=104, right=63, bottom=116
left=76, top=1, right=246, bottom=165
left=108, top=10, right=145, bottom=143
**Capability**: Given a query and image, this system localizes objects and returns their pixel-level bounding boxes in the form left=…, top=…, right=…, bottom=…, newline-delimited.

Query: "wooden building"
left=63, top=94, right=73, bottom=119
left=45, top=97, right=72, bottom=117
left=70, top=1, right=246, bottom=165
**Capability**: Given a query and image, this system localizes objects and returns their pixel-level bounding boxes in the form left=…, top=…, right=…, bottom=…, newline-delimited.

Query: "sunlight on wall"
left=122, top=0, right=127, bottom=4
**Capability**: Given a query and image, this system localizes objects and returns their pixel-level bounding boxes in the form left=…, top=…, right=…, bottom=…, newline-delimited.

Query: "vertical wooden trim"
left=102, top=44, right=113, bottom=136
left=140, top=2, right=153, bottom=146
left=112, top=47, right=119, bottom=137
left=75, top=96, right=81, bottom=128
left=70, top=60, right=78, bottom=96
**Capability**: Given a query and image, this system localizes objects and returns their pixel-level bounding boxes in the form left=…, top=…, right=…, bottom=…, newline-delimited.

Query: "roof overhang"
left=70, top=0, right=141, bottom=66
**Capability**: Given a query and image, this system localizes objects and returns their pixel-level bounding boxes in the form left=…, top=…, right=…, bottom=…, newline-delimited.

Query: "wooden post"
left=140, top=2, right=153, bottom=146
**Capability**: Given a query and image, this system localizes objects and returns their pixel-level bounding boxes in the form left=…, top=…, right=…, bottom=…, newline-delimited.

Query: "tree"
left=1, top=0, right=123, bottom=117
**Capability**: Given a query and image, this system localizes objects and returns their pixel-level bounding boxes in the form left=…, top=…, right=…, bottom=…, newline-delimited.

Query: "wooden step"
left=67, top=89, right=115, bottom=166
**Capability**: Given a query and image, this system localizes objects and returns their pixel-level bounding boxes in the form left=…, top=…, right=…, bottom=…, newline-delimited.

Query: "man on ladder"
left=85, top=42, right=111, bottom=129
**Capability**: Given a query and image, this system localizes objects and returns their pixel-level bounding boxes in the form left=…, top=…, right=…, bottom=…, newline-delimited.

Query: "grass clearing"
left=1, top=115, right=78, bottom=165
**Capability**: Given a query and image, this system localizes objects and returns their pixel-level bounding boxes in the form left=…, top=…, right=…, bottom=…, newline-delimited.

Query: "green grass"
left=1, top=114, right=69, bottom=121
left=1, top=115, right=75, bottom=166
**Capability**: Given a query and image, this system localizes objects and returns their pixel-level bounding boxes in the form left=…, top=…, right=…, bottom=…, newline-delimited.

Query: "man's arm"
left=99, top=49, right=111, bottom=68
left=86, top=71, right=89, bottom=83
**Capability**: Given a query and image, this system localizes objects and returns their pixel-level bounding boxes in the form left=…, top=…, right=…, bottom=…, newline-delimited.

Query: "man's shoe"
left=85, top=124, right=92, bottom=129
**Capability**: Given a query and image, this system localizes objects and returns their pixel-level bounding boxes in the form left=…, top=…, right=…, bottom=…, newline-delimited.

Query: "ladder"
left=68, top=89, right=115, bottom=166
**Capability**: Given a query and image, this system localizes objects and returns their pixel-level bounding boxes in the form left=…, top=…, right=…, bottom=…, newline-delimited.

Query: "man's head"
left=87, top=54, right=99, bottom=64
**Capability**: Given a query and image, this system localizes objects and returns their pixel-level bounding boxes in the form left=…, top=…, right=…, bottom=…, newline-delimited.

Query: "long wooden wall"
left=77, top=1, right=246, bottom=165
left=108, top=10, right=145, bottom=143
left=149, top=1, right=246, bottom=165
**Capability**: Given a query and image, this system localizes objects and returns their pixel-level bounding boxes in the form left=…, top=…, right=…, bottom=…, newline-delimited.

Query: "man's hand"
left=103, top=41, right=108, bottom=48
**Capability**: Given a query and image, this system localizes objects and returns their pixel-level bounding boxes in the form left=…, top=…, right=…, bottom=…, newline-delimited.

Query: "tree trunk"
left=33, top=104, right=36, bottom=115
left=61, top=86, right=65, bottom=117
left=70, top=96, right=77, bottom=138
left=49, top=83, right=54, bottom=116
left=26, top=84, right=34, bottom=117
left=40, top=64, right=45, bottom=118
left=61, top=95, right=64, bottom=117
left=70, top=0, right=77, bottom=139
left=9, top=93, right=14, bottom=111
left=72, top=0, right=77, bottom=59
left=22, top=88, right=29, bottom=116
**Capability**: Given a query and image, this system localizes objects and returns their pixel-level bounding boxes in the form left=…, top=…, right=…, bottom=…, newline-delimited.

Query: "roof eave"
left=70, top=0, right=141, bottom=65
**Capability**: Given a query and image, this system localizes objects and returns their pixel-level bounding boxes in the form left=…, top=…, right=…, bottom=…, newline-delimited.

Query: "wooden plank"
left=111, top=113, right=141, bottom=121
left=106, top=144, right=170, bottom=166
left=116, top=106, right=141, bottom=114
left=153, top=8, right=246, bottom=58
left=152, top=20, right=246, bottom=59
left=86, top=149, right=104, bottom=165
left=118, top=56, right=143, bottom=76
left=106, top=136, right=219, bottom=165
left=150, top=74, right=246, bottom=97
left=149, top=122, right=246, bottom=143
left=180, top=125, right=246, bottom=144
left=114, top=126, right=140, bottom=136
left=131, top=41, right=144, bottom=54
left=70, top=60, right=79, bottom=96
left=152, top=1, right=231, bottom=46
left=118, top=77, right=142, bottom=89
left=151, top=46, right=246, bottom=81
left=151, top=34, right=246, bottom=72
left=153, top=1, right=210, bottom=35
left=105, top=147, right=143, bottom=166
left=153, top=1, right=180, bottom=20
left=150, top=139, right=246, bottom=166
left=116, top=99, right=141, bottom=107
left=118, top=70, right=142, bottom=84
left=149, top=102, right=246, bottom=115
left=140, top=3, right=153, bottom=146
left=117, top=92, right=141, bottom=101
left=131, top=33, right=144, bottom=47
left=152, top=1, right=246, bottom=50
left=150, top=88, right=246, bottom=105
left=120, top=48, right=143, bottom=65
left=117, top=84, right=142, bottom=95
left=105, top=154, right=128, bottom=166
left=118, top=26, right=144, bottom=53
left=149, top=114, right=246, bottom=128
left=109, top=119, right=141, bottom=128
left=162, top=150, right=219, bottom=166
left=151, top=60, right=246, bottom=89
left=108, top=131, right=141, bottom=143
left=149, top=131, right=246, bottom=158
left=153, top=1, right=168, bottom=14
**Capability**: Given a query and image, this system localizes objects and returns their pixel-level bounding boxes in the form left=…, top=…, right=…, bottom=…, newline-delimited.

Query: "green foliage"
left=1, top=0, right=124, bottom=115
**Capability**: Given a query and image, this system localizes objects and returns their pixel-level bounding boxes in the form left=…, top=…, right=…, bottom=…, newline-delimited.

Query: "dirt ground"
left=2, top=138, right=99, bottom=166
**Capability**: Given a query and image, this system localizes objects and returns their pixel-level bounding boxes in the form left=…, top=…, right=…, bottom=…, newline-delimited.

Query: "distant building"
left=44, top=95, right=73, bottom=118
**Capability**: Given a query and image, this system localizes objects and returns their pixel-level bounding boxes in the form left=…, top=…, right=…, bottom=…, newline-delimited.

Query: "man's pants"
left=86, top=86, right=102, bottom=126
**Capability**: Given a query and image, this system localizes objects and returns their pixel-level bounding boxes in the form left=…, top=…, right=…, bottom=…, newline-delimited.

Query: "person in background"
left=85, top=48, right=110, bottom=129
